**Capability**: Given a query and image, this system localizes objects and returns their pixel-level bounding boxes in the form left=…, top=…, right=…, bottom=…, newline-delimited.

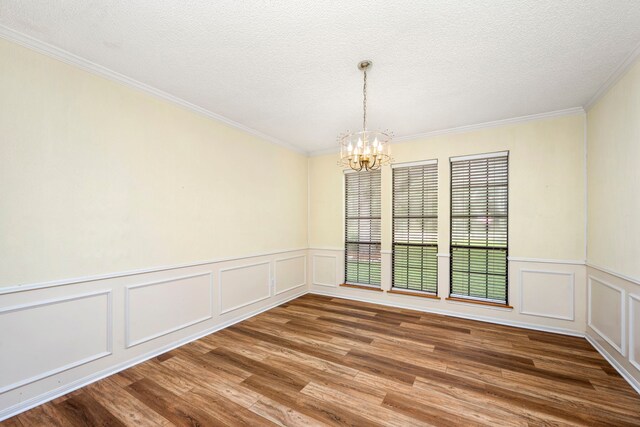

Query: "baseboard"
left=309, top=289, right=584, bottom=337
left=585, top=333, right=640, bottom=395
left=0, top=289, right=307, bottom=422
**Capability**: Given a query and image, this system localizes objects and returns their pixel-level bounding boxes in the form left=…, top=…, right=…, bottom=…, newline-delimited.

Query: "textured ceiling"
left=1, top=1, right=640, bottom=154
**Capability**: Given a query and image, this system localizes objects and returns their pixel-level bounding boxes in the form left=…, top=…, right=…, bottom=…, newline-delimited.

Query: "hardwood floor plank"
left=346, top=338, right=447, bottom=372
left=242, top=374, right=386, bottom=427
left=262, top=354, right=387, bottom=404
left=410, top=376, right=539, bottom=426
left=204, top=347, right=310, bottom=391
left=184, top=385, right=277, bottom=426
left=162, top=355, right=262, bottom=408
left=446, top=364, right=640, bottom=423
left=285, top=300, right=386, bottom=322
left=260, top=345, right=360, bottom=380
left=342, top=350, right=417, bottom=385
left=248, top=396, right=324, bottom=426
left=129, top=359, right=195, bottom=395
left=286, top=317, right=375, bottom=344
left=55, top=392, right=126, bottom=427
left=0, top=416, right=22, bottom=427
left=125, top=378, right=225, bottom=427
left=383, top=392, right=487, bottom=427
left=231, top=323, right=345, bottom=364
left=84, top=377, right=171, bottom=426
left=15, top=404, right=68, bottom=427
left=301, top=382, right=428, bottom=427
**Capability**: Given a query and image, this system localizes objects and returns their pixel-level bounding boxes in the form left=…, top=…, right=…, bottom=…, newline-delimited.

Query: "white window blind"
left=392, top=162, right=438, bottom=294
left=345, top=170, right=381, bottom=286
left=450, top=153, right=508, bottom=304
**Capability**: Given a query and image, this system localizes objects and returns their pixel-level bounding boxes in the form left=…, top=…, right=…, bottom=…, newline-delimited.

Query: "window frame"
left=391, top=159, right=439, bottom=295
left=449, top=151, right=509, bottom=305
left=344, top=169, right=382, bottom=287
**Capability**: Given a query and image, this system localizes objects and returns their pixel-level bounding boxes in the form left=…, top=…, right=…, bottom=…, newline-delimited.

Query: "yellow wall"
left=0, top=39, right=308, bottom=287
left=0, top=35, right=593, bottom=287
left=587, top=59, right=640, bottom=280
left=309, top=114, right=586, bottom=261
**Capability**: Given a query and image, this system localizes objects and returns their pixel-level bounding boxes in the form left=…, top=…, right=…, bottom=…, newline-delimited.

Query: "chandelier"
left=338, top=60, right=392, bottom=171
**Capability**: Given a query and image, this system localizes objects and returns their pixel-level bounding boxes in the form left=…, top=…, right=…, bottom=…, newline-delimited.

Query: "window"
left=345, top=170, right=381, bottom=286
left=392, top=161, right=438, bottom=294
left=450, top=152, right=508, bottom=304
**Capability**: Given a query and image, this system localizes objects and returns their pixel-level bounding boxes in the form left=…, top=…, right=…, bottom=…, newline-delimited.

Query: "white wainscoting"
left=274, top=255, right=306, bottom=295
left=125, top=272, right=213, bottom=348
left=588, top=275, right=626, bottom=356
left=585, top=265, right=640, bottom=394
left=312, top=254, right=339, bottom=287
left=586, top=263, right=640, bottom=393
left=0, top=290, right=112, bottom=394
left=519, top=269, right=575, bottom=321
left=0, top=248, right=307, bottom=422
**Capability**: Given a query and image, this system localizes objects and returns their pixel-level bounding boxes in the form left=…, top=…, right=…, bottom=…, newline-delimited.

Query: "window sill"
left=340, top=283, right=383, bottom=292
left=445, top=296, right=513, bottom=309
left=388, top=289, right=440, bottom=300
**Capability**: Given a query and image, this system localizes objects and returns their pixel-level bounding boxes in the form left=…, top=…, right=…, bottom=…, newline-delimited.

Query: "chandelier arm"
left=350, top=156, right=362, bottom=172
left=370, top=155, right=377, bottom=170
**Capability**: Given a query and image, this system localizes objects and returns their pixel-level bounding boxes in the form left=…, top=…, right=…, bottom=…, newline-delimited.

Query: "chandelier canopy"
left=338, top=60, right=392, bottom=172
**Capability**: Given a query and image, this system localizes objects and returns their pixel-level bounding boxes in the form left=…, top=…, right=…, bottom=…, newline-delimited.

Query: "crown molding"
left=309, top=107, right=585, bottom=157
left=391, top=107, right=585, bottom=144
left=584, top=39, right=640, bottom=111
left=0, top=25, right=308, bottom=156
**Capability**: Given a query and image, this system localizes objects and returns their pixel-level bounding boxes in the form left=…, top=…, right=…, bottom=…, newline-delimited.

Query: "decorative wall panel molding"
left=219, top=261, right=271, bottom=314
left=588, top=276, right=626, bottom=356
left=519, top=269, right=575, bottom=320
left=0, top=290, right=112, bottom=394
left=274, top=255, right=306, bottom=295
left=125, top=272, right=213, bottom=348
left=630, top=293, right=640, bottom=371
left=312, top=254, right=338, bottom=287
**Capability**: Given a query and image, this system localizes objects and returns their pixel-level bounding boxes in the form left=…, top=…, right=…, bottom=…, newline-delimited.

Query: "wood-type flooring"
left=4, top=294, right=640, bottom=426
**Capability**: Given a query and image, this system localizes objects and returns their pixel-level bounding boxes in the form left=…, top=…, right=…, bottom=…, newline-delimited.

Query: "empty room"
left=2, top=1, right=640, bottom=425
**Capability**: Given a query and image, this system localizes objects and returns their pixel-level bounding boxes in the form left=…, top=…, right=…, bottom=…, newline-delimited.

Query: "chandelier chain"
left=362, top=68, right=367, bottom=132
